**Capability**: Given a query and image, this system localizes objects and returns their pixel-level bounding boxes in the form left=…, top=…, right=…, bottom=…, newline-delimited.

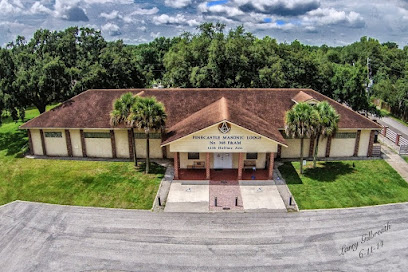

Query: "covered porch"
left=174, top=152, right=275, bottom=180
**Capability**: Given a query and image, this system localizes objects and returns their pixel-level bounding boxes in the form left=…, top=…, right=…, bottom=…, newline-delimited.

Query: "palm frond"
left=110, top=92, right=139, bottom=127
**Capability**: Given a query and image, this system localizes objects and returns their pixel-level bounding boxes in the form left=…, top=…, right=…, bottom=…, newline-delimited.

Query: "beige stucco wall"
left=70, top=130, right=83, bottom=157
left=229, top=153, right=266, bottom=169
left=180, top=152, right=209, bottom=168
left=241, top=153, right=267, bottom=168
left=358, top=130, right=371, bottom=157
left=114, top=130, right=130, bottom=158
left=169, top=122, right=278, bottom=153
left=256, top=153, right=267, bottom=168
left=316, top=137, right=328, bottom=158
left=330, top=138, right=355, bottom=157
left=30, top=129, right=44, bottom=155
left=136, top=139, right=163, bottom=159
left=329, top=130, right=359, bottom=157
left=166, top=146, right=174, bottom=159
left=281, top=130, right=367, bottom=158
left=84, top=130, right=112, bottom=158
left=231, top=153, right=239, bottom=168
left=43, top=129, right=68, bottom=156
left=281, top=138, right=311, bottom=158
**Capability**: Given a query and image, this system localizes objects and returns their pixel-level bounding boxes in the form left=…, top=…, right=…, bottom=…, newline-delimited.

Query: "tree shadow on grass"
left=303, top=162, right=355, bottom=182
left=136, top=162, right=166, bottom=176
left=0, top=130, right=28, bottom=157
left=279, top=163, right=303, bottom=185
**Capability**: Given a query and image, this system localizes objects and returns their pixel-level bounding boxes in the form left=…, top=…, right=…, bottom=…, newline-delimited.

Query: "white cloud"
left=304, top=25, right=317, bottom=33
left=11, top=0, right=23, bottom=9
left=100, top=10, right=121, bottom=20
left=84, top=0, right=133, bottom=4
left=246, top=21, right=295, bottom=30
left=54, top=0, right=79, bottom=17
left=304, top=8, right=365, bottom=28
left=0, top=20, right=26, bottom=28
left=53, top=0, right=89, bottom=21
left=130, top=7, right=159, bottom=15
left=123, top=7, right=159, bottom=24
left=122, top=36, right=148, bottom=44
left=153, top=14, right=200, bottom=26
left=101, top=22, right=121, bottom=36
left=198, top=2, right=245, bottom=17
left=399, top=7, right=408, bottom=20
left=150, top=31, right=160, bottom=38
left=164, top=0, right=192, bottom=9
left=204, top=15, right=236, bottom=24
left=30, top=2, right=52, bottom=15
left=0, top=0, right=405, bottom=47
left=0, top=0, right=24, bottom=14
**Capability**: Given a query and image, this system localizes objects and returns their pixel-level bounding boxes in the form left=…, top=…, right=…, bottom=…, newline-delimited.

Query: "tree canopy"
left=285, top=102, right=320, bottom=174
left=1, top=23, right=408, bottom=122
left=128, top=96, right=167, bottom=174
left=312, top=101, right=339, bottom=167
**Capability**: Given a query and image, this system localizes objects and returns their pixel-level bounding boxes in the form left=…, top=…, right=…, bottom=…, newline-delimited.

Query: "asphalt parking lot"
left=1, top=200, right=407, bottom=271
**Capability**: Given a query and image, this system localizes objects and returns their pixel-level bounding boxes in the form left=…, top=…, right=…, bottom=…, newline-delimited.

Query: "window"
left=44, top=132, right=62, bottom=138
left=246, top=153, right=258, bottom=160
left=134, top=133, right=161, bottom=139
left=84, top=132, right=111, bottom=138
left=188, top=152, right=200, bottom=160
left=334, top=132, right=357, bottom=139
left=281, top=131, right=314, bottom=139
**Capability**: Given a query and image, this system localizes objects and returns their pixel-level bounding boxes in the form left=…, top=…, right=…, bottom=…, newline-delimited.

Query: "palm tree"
left=128, top=96, right=167, bottom=174
left=285, top=102, right=320, bottom=174
left=110, top=92, right=139, bottom=166
left=312, top=101, right=339, bottom=168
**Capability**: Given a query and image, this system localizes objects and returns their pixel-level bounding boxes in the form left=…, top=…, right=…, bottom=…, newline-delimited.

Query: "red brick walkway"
left=178, top=169, right=269, bottom=180
left=209, top=180, right=243, bottom=211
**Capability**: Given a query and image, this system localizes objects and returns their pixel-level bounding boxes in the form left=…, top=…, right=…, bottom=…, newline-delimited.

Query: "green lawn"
left=279, top=160, right=408, bottom=209
left=0, top=107, right=165, bottom=209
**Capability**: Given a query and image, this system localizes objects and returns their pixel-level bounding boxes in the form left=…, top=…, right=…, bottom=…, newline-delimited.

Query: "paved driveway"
left=377, top=116, right=408, bottom=139
left=1, top=201, right=407, bottom=271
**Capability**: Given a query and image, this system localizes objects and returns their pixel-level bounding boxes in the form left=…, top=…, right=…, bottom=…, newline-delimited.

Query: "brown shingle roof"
left=292, top=91, right=316, bottom=103
left=162, top=97, right=287, bottom=145
left=20, top=89, right=382, bottom=141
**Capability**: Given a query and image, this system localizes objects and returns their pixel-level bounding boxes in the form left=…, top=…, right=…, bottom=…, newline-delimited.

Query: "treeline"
left=1, top=22, right=408, bottom=123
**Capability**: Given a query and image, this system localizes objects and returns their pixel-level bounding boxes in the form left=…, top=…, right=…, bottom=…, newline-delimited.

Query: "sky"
left=1, top=0, right=408, bottom=47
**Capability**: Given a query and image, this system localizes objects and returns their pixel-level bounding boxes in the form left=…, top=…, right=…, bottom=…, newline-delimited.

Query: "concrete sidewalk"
left=164, top=181, right=210, bottom=212
left=382, top=145, right=408, bottom=182
left=239, top=183, right=286, bottom=212
left=164, top=179, right=288, bottom=213
left=151, top=160, right=174, bottom=212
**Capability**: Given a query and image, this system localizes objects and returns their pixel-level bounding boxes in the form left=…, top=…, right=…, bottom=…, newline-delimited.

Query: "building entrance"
left=213, top=153, right=233, bottom=169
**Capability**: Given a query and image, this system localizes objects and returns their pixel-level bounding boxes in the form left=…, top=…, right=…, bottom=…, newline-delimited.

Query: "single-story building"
left=20, top=88, right=382, bottom=180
